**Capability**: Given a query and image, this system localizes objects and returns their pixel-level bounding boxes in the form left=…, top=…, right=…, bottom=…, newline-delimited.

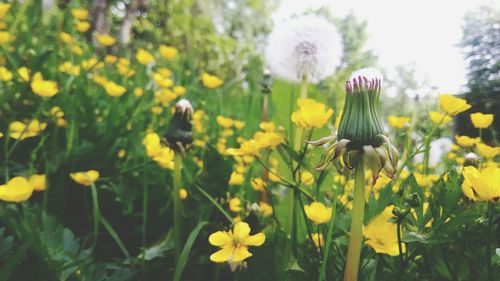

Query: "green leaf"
left=173, top=221, right=208, bottom=281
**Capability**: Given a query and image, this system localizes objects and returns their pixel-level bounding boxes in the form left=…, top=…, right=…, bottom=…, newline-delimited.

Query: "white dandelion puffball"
left=265, top=14, right=342, bottom=84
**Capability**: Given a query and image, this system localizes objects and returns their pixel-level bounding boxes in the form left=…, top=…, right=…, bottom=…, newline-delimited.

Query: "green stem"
left=173, top=153, right=183, bottom=261
left=142, top=159, right=148, bottom=279
left=90, top=183, right=100, bottom=248
left=319, top=186, right=340, bottom=281
left=479, top=128, right=483, bottom=142
left=343, top=159, right=365, bottom=281
left=486, top=202, right=493, bottom=281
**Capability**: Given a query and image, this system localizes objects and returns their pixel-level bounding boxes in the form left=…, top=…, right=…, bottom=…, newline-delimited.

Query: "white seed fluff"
left=265, top=14, right=342, bottom=84
left=349, top=67, right=384, bottom=84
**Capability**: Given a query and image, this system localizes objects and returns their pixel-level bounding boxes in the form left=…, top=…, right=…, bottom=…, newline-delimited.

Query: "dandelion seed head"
left=265, top=14, right=342, bottom=84
left=346, top=67, right=383, bottom=93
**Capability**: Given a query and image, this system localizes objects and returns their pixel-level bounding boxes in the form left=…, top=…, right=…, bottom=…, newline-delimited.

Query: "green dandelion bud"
left=165, top=99, right=193, bottom=152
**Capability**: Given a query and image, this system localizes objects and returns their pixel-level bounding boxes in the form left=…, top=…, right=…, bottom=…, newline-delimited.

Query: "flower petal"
left=233, top=222, right=251, bottom=241
left=232, top=245, right=252, bottom=262
left=208, top=231, right=232, bottom=247
left=210, top=246, right=233, bottom=263
left=243, top=232, right=266, bottom=246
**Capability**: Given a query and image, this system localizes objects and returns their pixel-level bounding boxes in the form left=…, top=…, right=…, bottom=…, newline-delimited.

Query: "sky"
left=274, top=0, right=496, bottom=95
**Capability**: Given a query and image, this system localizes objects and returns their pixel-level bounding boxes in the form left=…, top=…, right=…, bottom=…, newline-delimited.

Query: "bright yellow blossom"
left=413, top=172, right=439, bottom=188
left=291, top=98, right=333, bottom=129
left=260, top=121, right=276, bottom=132
left=136, top=48, right=154, bottom=65
left=28, top=174, right=46, bottom=191
left=0, top=177, right=34, bottom=203
left=429, top=111, right=452, bottom=124
left=202, top=73, right=223, bottom=89
left=470, top=112, right=494, bottom=129
left=117, top=149, right=126, bottom=158
left=179, top=188, right=188, bottom=200
left=31, top=79, right=59, bottom=97
left=216, top=116, right=234, bottom=128
left=142, top=133, right=162, bottom=157
left=208, top=221, right=265, bottom=263
left=228, top=171, right=244, bottom=186
left=0, top=3, right=11, bottom=19
left=311, top=233, right=324, bottom=248
left=71, top=8, right=88, bottom=20
left=95, top=33, right=116, bottom=46
left=0, top=31, right=12, bottom=44
left=364, top=205, right=406, bottom=256
left=173, top=85, right=186, bottom=96
left=301, top=171, right=314, bottom=186
left=59, top=32, right=74, bottom=44
left=105, top=55, right=117, bottom=64
left=387, top=116, right=410, bottom=129
left=134, top=87, right=144, bottom=97
left=159, top=45, right=178, bottom=59
left=153, top=147, right=175, bottom=169
left=439, top=94, right=471, bottom=116
left=462, top=166, right=500, bottom=202
left=0, top=66, right=12, bottom=81
left=304, top=202, right=332, bottom=224
left=229, top=198, right=242, bottom=212
left=71, top=45, right=84, bottom=55
left=104, top=81, right=126, bottom=97
left=476, top=143, right=500, bottom=159
left=75, top=21, right=90, bottom=32
left=9, top=119, right=47, bottom=140
left=259, top=202, right=273, bottom=217
left=251, top=178, right=266, bottom=192
left=58, top=61, right=81, bottom=76
left=17, top=67, right=30, bottom=82
left=70, top=170, right=100, bottom=186
left=455, top=135, right=480, bottom=147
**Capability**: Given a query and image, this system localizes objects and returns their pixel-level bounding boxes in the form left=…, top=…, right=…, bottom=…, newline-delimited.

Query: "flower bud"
left=464, top=152, right=479, bottom=167
left=165, top=99, right=193, bottom=152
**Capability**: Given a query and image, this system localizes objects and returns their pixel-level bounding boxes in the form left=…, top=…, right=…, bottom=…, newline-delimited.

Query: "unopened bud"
left=165, top=99, right=193, bottom=152
left=464, top=152, right=479, bottom=167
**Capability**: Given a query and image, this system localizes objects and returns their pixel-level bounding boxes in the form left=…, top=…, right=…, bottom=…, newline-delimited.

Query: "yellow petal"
left=208, top=231, right=232, bottom=247
left=209, top=246, right=233, bottom=263
left=232, top=244, right=252, bottom=262
left=232, top=222, right=251, bottom=241
left=243, top=232, right=266, bottom=246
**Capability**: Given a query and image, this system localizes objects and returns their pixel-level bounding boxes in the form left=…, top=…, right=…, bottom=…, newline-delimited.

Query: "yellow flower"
left=173, top=85, right=186, bottom=96
left=229, top=171, right=244, bottom=186
left=136, top=48, right=154, bottom=65
left=71, top=8, right=89, bottom=20
left=462, top=166, right=500, bottom=202
left=105, top=55, right=117, bottom=64
left=438, top=94, right=471, bottom=116
left=470, top=112, right=494, bottom=129
left=70, top=170, right=100, bottom=186
left=0, top=31, right=12, bottom=44
left=142, top=133, right=162, bottom=157
left=251, top=178, right=266, bottom=192
left=31, top=79, right=59, bottom=97
left=455, top=135, right=480, bottom=147
left=227, top=139, right=262, bottom=157
left=260, top=121, right=276, bottom=132
left=75, top=21, right=90, bottom=33
left=301, top=171, right=314, bottom=186
left=291, top=98, right=333, bottom=129
left=151, top=106, right=163, bottom=115
left=104, top=81, right=126, bottom=97
left=9, top=119, right=47, bottom=140
left=0, top=177, right=34, bottom=203
left=81, top=58, right=102, bottom=71
left=117, top=149, right=126, bottom=158
left=387, top=116, right=410, bottom=129
left=208, top=221, right=265, bottom=263
left=364, top=205, right=405, bottom=256
left=28, top=174, right=46, bottom=191
left=234, top=120, right=245, bottom=130
left=17, top=67, right=30, bottom=82
left=253, top=131, right=284, bottom=149
left=229, top=198, right=242, bottom=212
left=0, top=66, right=12, bottom=81
left=476, top=143, right=500, bottom=159
left=95, top=33, right=116, bottom=46
left=216, top=116, right=234, bottom=128
left=413, top=172, right=439, bottom=188
left=59, top=32, right=74, bottom=44
left=0, top=3, right=11, bottom=19
left=202, top=73, right=223, bottom=89
left=59, top=61, right=81, bottom=76
left=133, top=87, right=144, bottom=97
left=159, top=45, right=178, bottom=59
left=311, top=233, right=324, bottom=248
left=153, top=147, right=175, bottom=169
left=304, top=202, right=332, bottom=224
left=429, top=111, right=452, bottom=124
left=179, top=188, right=188, bottom=200
left=259, top=202, right=273, bottom=217
left=71, top=45, right=84, bottom=56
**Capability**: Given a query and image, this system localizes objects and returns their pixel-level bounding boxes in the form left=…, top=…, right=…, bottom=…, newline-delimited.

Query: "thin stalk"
left=397, top=220, right=404, bottom=267
left=90, top=183, right=100, bottom=248
left=319, top=187, right=340, bottom=281
left=173, top=153, right=183, bottom=261
left=486, top=202, right=493, bottom=281
left=141, top=158, right=148, bottom=279
left=343, top=159, right=365, bottom=281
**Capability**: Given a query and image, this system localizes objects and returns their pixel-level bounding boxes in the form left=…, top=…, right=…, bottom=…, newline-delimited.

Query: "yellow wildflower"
left=134, top=87, right=144, bottom=97
left=104, top=81, right=126, bottom=97
left=151, top=106, right=163, bottom=115
left=105, top=55, right=117, bottom=64
left=117, top=149, right=126, bottom=158
left=71, top=45, right=84, bottom=56
left=59, top=32, right=74, bottom=44
left=202, top=73, right=223, bottom=89
left=301, top=171, right=314, bottom=186
left=28, top=174, right=46, bottom=191
left=429, top=111, right=452, bottom=124
left=59, top=61, right=81, bottom=76
left=260, top=121, right=276, bottom=132
left=251, top=178, right=266, bottom=192
left=253, top=131, right=284, bottom=149
left=455, top=135, right=480, bottom=147
left=291, top=98, right=333, bottom=129
left=17, top=67, right=30, bottom=82
left=0, top=31, right=12, bottom=44
left=216, top=116, right=234, bottom=128
left=364, top=205, right=405, bottom=256
left=153, top=147, right=175, bottom=170
left=476, top=143, right=500, bottom=159
left=95, top=33, right=116, bottom=46
left=439, top=94, right=471, bottom=116
left=0, top=3, right=11, bottom=19
left=136, top=48, right=154, bottom=65
left=304, top=202, right=332, bottom=224
left=70, top=170, right=100, bottom=186
left=311, top=233, right=324, bottom=248
left=142, top=133, right=162, bottom=157
left=229, top=198, right=242, bottom=212
left=9, top=119, right=47, bottom=140
left=234, top=120, right=245, bottom=130
left=208, top=221, right=265, bottom=263
left=179, top=188, right=188, bottom=200
left=159, top=45, right=178, bottom=59
left=387, top=116, right=410, bottom=129
left=173, top=85, right=186, bottom=96
left=259, top=202, right=273, bottom=217
left=31, top=79, right=58, bottom=97
left=413, top=172, right=439, bottom=188
left=75, top=21, right=90, bottom=32
left=228, top=171, right=244, bottom=186
left=462, top=166, right=500, bottom=202
left=0, top=66, right=12, bottom=81
left=0, top=177, right=34, bottom=203
left=470, top=112, right=494, bottom=129
left=227, top=139, right=262, bottom=157
left=71, top=8, right=88, bottom=20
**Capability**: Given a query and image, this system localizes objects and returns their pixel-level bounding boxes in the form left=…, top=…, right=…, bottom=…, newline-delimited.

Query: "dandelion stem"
left=486, top=201, right=493, bottom=281
left=173, top=152, right=183, bottom=261
left=319, top=187, right=340, bottom=281
left=90, top=183, right=100, bottom=248
left=343, top=158, right=365, bottom=281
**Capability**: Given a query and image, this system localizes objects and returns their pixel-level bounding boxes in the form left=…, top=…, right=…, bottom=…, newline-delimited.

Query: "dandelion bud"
left=405, top=193, right=421, bottom=208
left=165, top=99, right=193, bottom=152
left=464, top=152, right=479, bottom=167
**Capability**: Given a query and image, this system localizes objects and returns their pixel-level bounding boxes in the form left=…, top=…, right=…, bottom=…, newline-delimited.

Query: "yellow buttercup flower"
left=153, top=147, right=175, bottom=169
left=251, top=178, right=266, bottom=191
left=438, top=94, right=471, bottom=116
left=253, top=131, right=284, bottom=149
left=0, top=66, right=12, bottom=81
left=0, top=177, right=34, bottom=203
left=136, top=48, right=154, bottom=65
left=311, top=233, right=324, bottom=248
left=71, top=45, right=84, bottom=56
left=117, top=149, right=126, bottom=158
left=228, top=171, right=244, bottom=186
left=75, top=21, right=90, bottom=33
left=413, top=172, right=438, bottom=188
left=259, top=202, right=273, bottom=217
left=159, top=45, right=178, bottom=60
left=70, top=170, right=100, bottom=186
left=71, top=8, right=89, bottom=20
left=208, top=221, right=265, bottom=263
left=202, top=73, right=223, bottom=89
left=0, top=3, right=11, bottom=19
left=179, top=188, right=188, bottom=200
left=462, top=166, right=500, bottom=202
left=227, top=139, right=262, bottom=157
left=470, top=112, right=494, bottom=129
left=59, top=32, right=74, bottom=44
left=229, top=198, right=242, bottom=212
left=105, top=55, right=117, bottom=64
left=58, top=61, right=81, bottom=76
left=31, top=79, right=59, bottom=97
left=216, top=116, right=234, bottom=128
left=95, top=33, right=116, bottom=46
left=364, top=205, right=406, bottom=256
left=28, top=174, right=46, bottom=191
left=104, top=81, right=126, bottom=97
left=260, top=121, right=276, bottom=132
left=387, top=116, right=410, bottom=129
left=0, top=31, right=12, bottom=44
left=17, top=67, right=30, bottom=82
left=142, top=133, right=162, bottom=157
left=173, top=85, right=186, bottom=96
left=9, top=119, right=47, bottom=140
left=134, top=87, right=144, bottom=97
left=304, top=202, right=332, bottom=224
left=476, top=143, right=500, bottom=159
left=455, top=135, right=480, bottom=147
left=429, top=111, right=452, bottom=124
left=301, top=171, right=314, bottom=186
left=291, top=98, right=333, bottom=129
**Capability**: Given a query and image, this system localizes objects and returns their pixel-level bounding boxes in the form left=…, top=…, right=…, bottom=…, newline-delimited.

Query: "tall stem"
left=343, top=159, right=365, bottom=281
left=90, top=183, right=100, bottom=248
left=173, top=153, right=183, bottom=261
left=486, top=201, right=493, bottom=281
